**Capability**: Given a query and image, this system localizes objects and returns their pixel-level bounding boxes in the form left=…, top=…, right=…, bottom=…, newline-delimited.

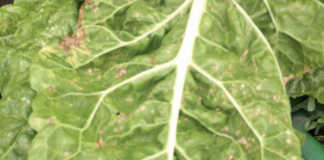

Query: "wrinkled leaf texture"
left=0, top=2, right=36, bottom=159
left=0, top=0, right=79, bottom=159
left=2, top=0, right=324, bottom=160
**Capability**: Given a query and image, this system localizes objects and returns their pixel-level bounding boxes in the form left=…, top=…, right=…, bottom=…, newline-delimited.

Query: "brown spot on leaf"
left=87, top=69, right=93, bottom=75
left=240, top=49, right=248, bottom=62
left=93, top=68, right=100, bottom=72
left=58, top=0, right=90, bottom=53
left=120, top=113, right=129, bottom=120
left=239, top=137, right=247, bottom=144
left=125, top=98, right=133, bottom=102
left=283, top=74, right=294, bottom=85
left=304, top=65, right=311, bottom=74
left=256, top=84, right=262, bottom=91
left=97, top=138, right=104, bottom=149
left=211, top=63, right=220, bottom=70
left=286, top=139, right=292, bottom=145
left=63, top=152, right=70, bottom=157
left=59, top=29, right=85, bottom=52
left=46, top=118, right=54, bottom=124
left=78, top=0, right=91, bottom=25
left=48, top=87, right=55, bottom=92
left=239, top=137, right=251, bottom=149
left=150, top=57, right=155, bottom=64
left=91, top=5, right=97, bottom=11
left=235, top=130, right=241, bottom=136
left=117, top=69, right=127, bottom=77
left=222, top=126, right=229, bottom=132
left=140, top=106, right=146, bottom=111
left=273, top=95, right=281, bottom=102
left=135, top=12, right=140, bottom=18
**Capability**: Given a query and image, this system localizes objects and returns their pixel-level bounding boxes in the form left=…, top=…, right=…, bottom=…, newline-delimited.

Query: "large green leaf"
left=28, top=0, right=303, bottom=160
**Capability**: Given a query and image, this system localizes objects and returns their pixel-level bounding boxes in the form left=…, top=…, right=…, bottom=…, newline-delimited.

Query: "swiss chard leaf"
left=28, top=0, right=303, bottom=160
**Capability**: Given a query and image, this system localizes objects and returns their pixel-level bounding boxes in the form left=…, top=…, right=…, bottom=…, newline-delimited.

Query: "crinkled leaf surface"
left=0, top=0, right=79, bottom=159
left=28, top=0, right=303, bottom=160
left=0, top=57, right=35, bottom=160
left=0, top=4, right=36, bottom=159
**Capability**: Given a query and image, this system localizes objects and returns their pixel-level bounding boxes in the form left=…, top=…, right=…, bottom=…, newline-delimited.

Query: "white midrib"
left=167, top=0, right=206, bottom=160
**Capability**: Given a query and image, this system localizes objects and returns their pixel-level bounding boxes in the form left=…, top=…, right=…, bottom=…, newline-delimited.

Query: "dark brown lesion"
left=58, top=29, right=85, bottom=52
left=58, top=0, right=91, bottom=52
left=78, top=0, right=91, bottom=25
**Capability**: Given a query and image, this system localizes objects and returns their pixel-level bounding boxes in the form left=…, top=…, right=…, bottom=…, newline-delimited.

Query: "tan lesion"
left=1, top=22, right=8, bottom=30
left=303, top=65, right=311, bottom=74
left=78, top=0, right=92, bottom=26
left=240, top=49, right=249, bottom=62
left=58, top=29, right=85, bottom=52
left=283, top=65, right=312, bottom=85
